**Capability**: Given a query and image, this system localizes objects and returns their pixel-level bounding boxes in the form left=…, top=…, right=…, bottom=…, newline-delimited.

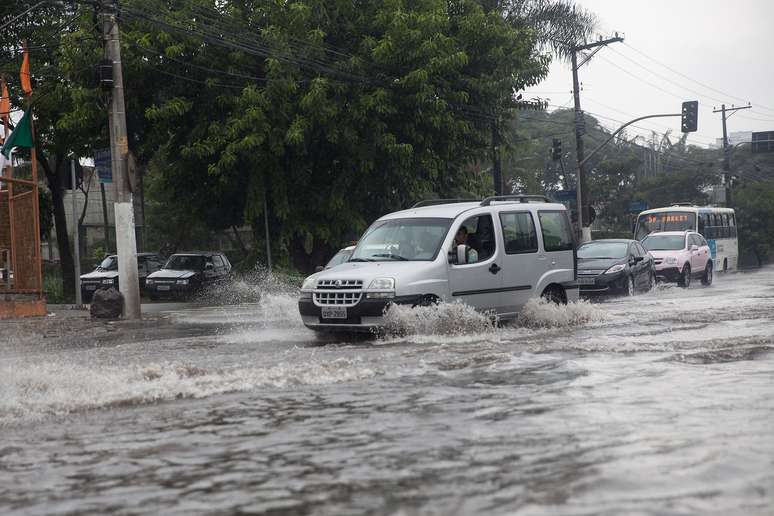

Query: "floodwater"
left=1, top=269, right=773, bottom=515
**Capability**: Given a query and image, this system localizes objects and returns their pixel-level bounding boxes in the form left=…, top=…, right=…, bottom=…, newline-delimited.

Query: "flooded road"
left=1, top=269, right=773, bottom=515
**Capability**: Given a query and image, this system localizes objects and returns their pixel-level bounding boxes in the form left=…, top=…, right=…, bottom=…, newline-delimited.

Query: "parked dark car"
left=80, top=252, right=164, bottom=302
left=315, top=245, right=356, bottom=272
left=144, top=252, right=232, bottom=300
left=576, top=239, right=656, bottom=296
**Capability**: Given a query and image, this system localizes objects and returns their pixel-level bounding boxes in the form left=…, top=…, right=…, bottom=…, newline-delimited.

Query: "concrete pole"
left=103, top=4, right=140, bottom=318
left=71, top=158, right=82, bottom=307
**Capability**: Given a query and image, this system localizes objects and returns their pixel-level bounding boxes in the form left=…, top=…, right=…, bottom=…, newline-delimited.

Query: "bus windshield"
left=635, top=211, right=696, bottom=240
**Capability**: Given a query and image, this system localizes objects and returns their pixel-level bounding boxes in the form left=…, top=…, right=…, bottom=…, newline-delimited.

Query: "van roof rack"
left=670, top=202, right=695, bottom=207
left=480, top=195, right=550, bottom=206
left=411, top=198, right=479, bottom=208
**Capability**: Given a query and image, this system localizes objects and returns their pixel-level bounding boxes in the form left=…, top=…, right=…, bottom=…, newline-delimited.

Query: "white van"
left=298, top=196, right=578, bottom=332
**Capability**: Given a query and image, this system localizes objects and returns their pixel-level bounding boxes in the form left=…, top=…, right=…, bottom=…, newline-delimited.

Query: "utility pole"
left=102, top=0, right=141, bottom=318
left=71, top=158, right=82, bottom=307
left=713, top=103, right=752, bottom=205
left=571, top=35, right=623, bottom=242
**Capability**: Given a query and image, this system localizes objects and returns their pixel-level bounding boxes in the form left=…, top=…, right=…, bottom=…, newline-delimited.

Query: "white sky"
left=525, top=0, right=774, bottom=148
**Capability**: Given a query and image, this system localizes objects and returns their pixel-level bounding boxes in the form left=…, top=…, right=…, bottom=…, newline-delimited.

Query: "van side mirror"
left=314, top=265, right=324, bottom=272
left=690, top=244, right=699, bottom=251
left=456, top=244, right=468, bottom=265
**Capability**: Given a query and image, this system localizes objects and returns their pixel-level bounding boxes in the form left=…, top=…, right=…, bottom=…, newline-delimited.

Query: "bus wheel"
left=701, top=261, right=713, bottom=286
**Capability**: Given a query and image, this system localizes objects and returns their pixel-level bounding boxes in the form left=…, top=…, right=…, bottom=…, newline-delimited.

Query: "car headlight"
left=604, top=264, right=626, bottom=275
left=665, top=257, right=678, bottom=264
left=367, top=277, right=395, bottom=299
left=176, top=279, right=189, bottom=285
left=368, top=277, right=395, bottom=290
left=145, top=279, right=154, bottom=285
left=102, top=278, right=115, bottom=285
left=301, top=276, right=317, bottom=290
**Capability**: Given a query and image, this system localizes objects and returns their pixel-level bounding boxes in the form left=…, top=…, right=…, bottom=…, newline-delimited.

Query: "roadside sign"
left=554, top=190, right=576, bottom=202
left=628, top=200, right=648, bottom=213
left=94, top=147, right=112, bottom=183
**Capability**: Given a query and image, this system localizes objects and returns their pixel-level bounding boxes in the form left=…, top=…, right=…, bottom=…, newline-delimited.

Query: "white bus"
left=634, top=204, right=738, bottom=272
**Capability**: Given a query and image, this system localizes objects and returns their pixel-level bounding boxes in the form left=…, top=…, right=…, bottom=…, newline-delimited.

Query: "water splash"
left=0, top=357, right=379, bottom=424
left=516, top=298, right=607, bottom=328
left=194, top=267, right=301, bottom=305
left=380, top=302, right=496, bottom=338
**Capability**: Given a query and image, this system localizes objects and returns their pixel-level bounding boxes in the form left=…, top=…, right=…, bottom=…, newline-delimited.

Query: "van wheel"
left=149, top=293, right=159, bottom=301
left=541, top=286, right=567, bottom=305
left=678, top=264, right=691, bottom=288
left=415, top=295, right=440, bottom=307
left=701, top=261, right=713, bottom=286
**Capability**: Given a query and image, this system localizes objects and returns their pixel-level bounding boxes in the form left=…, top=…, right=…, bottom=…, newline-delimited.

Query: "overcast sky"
left=525, top=0, right=774, bottom=148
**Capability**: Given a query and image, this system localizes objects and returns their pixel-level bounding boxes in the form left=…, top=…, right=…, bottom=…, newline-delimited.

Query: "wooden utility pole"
left=571, top=35, right=623, bottom=242
left=102, top=0, right=141, bottom=318
left=713, top=103, right=752, bottom=205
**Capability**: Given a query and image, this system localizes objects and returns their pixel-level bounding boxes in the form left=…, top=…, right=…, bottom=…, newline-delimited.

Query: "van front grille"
left=316, top=279, right=363, bottom=290
left=313, top=291, right=362, bottom=306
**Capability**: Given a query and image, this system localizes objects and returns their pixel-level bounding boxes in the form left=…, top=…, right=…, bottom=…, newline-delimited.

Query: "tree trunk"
left=40, top=152, right=75, bottom=301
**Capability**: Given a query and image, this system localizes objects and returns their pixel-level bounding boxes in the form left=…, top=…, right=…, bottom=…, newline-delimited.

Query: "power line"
left=622, top=42, right=774, bottom=116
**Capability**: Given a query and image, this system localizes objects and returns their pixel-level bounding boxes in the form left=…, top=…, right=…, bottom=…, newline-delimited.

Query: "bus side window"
left=729, top=213, right=737, bottom=238
left=721, top=214, right=729, bottom=238
left=698, top=214, right=707, bottom=236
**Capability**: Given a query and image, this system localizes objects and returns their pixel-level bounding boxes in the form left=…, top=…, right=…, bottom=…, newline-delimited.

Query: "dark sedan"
left=80, top=253, right=164, bottom=302
left=577, top=239, right=656, bottom=297
left=144, top=252, right=231, bottom=300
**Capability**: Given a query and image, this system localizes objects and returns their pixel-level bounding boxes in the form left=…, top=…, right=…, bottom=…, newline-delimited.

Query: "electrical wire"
left=622, top=42, right=774, bottom=116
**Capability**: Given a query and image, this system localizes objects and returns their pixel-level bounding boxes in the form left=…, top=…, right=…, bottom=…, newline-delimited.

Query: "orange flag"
left=20, top=43, right=32, bottom=96
left=0, top=78, right=9, bottom=121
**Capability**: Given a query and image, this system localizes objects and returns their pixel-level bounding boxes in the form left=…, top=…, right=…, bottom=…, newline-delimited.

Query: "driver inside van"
left=454, top=226, right=479, bottom=264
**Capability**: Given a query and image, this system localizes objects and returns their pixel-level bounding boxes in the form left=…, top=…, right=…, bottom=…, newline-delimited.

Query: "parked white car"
left=298, top=196, right=579, bottom=332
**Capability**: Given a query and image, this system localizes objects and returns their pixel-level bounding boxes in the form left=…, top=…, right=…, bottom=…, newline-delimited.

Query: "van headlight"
left=145, top=279, right=154, bottom=285
left=367, top=277, right=395, bottom=299
left=604, top=264, right=626, bottom=275
left=301, top=277, right=317, bottom=291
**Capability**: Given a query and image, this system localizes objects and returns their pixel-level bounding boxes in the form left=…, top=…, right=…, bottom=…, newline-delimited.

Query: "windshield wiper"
left=349, top=257, right=374, bottom=262
left=371, top=253, right=409, bottom=261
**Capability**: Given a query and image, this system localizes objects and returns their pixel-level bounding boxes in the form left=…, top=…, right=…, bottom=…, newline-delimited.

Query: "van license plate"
left=322, top=306, right=347, bottom=319
left=577, top=277, right=596, bottom=285
left=157, top=285, right=170, bottom=291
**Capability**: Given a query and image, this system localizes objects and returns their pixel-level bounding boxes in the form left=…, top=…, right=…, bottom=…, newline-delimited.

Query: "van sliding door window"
left=538, top=211, right=574, bottom=252
left=499, top=212, right=537, bottom=254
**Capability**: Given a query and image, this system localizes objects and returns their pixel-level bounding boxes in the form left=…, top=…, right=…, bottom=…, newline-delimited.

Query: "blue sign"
left=628, top=200, right=648, bottom=213
left=94, top=148, right=112, bottom=183
left=554, top=190, right=576, bottom=202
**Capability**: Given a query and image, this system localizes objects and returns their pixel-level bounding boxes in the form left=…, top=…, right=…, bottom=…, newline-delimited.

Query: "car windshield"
left=98, top=256, right=118, bottom=271
left=577, top=242, right=628, bottom=259
left=635, top=211, right=696, bottom=240
left=642, top=235, right=686, bottom=251
left=165, top=255, right=206, bottom=271
left=350, top=218, right=452, bottom=262
left=326, top=249, right=353, bottom=268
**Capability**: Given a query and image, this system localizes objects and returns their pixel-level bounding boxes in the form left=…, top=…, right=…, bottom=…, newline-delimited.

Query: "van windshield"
left=350, top=218, right=452, bottom=262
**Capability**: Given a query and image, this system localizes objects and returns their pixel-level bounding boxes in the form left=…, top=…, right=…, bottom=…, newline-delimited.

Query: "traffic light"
left=551, top=138, right=562, bottom=161
left=681, top=101, right=698, bottom=132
